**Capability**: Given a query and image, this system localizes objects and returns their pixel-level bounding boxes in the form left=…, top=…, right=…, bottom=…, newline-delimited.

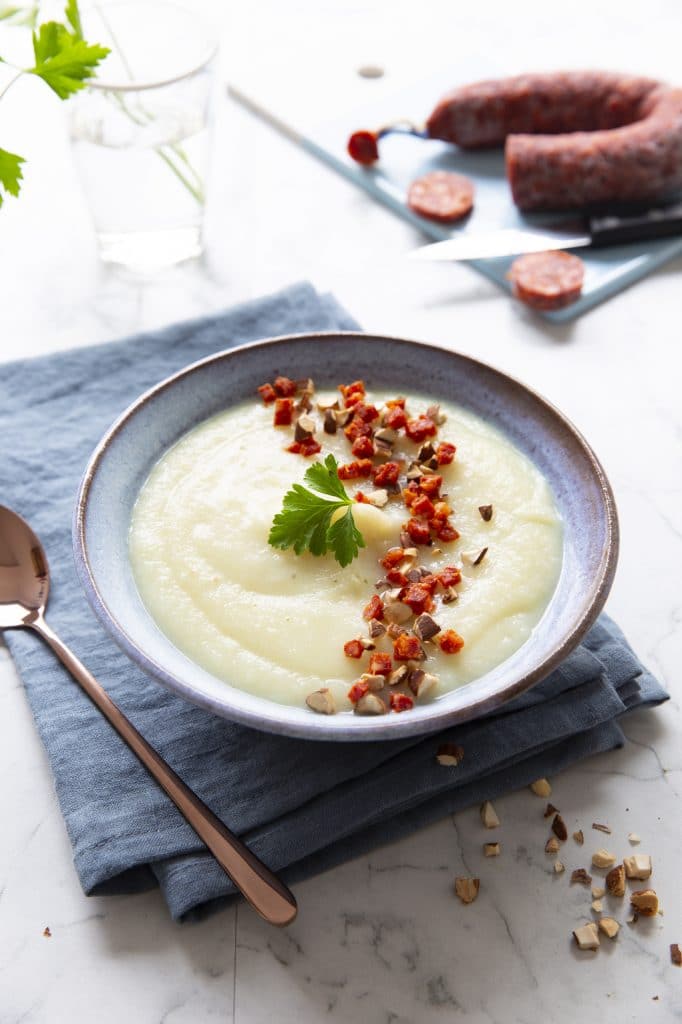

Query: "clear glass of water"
left=69, top=1, right=217, bottom=272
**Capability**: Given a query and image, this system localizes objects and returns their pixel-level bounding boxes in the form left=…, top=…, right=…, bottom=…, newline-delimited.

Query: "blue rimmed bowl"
left=73, top=332, right=618, bottom=741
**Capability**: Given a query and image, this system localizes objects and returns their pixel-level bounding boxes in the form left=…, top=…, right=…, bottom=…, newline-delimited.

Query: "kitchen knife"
left=409, top=201, right=682, bottom=262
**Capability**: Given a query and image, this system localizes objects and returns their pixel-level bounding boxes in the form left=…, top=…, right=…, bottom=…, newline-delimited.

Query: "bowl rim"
left=73, top=330, right=619, bottom=740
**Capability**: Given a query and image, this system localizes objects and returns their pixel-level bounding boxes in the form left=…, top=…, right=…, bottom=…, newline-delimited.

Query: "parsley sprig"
left=269, top=454, right=366, bottom=568
left=0, top=0, right=109, bottom=206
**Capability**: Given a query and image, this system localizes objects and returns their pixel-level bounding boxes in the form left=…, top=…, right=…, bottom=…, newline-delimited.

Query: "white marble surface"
left=1, top=1, right=682, bottom=1021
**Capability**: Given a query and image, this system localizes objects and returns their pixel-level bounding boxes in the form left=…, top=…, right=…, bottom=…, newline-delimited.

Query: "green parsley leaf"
left=64, top=0, right=82, bottom=40
left=326, top=505, right=365, bottom=568
left=268, top=453, right=365, bottom=567
left=29, top=21, right=109, bottom=99
left=0, top=147, right=25, bottom=206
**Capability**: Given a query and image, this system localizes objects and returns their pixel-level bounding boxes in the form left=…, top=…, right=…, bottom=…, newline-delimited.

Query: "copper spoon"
left=0, top=505, right=297, bottom=927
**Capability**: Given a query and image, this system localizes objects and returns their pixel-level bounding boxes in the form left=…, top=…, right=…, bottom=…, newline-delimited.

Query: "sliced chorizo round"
left=407, top=171, right=474, bottom=222
left=508, top=251, right=585, bottom=310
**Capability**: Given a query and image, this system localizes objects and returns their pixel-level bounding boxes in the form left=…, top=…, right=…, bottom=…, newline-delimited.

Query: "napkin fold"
left=0, top=282, right=667, bottom=920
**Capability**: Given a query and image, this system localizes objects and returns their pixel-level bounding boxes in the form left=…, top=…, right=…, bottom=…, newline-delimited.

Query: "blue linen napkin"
left=0, top=282, right=667, bottom=920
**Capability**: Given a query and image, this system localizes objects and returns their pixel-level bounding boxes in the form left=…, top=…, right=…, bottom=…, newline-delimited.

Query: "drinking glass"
left=69, top=1, right=217, bottom=271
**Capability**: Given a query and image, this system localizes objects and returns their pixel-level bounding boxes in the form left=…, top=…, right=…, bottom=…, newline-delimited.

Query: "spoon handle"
left=30, top=614, right=297, bottom=927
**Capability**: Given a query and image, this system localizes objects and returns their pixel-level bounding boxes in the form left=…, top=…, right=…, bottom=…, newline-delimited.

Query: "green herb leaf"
left=268, top=454, right=365, bottom=566
left=64, top=0, right=82, bottom=40
left=29, top=21, right=109, bottom=99
left=0, top=147, right=25, bottom=206
left=326, top=505, right=365, bottom=568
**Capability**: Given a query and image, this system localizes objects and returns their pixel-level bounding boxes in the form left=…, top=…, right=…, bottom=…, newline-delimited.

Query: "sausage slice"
left=407, top=171, right=474, bottom=222
left=508, top=251, right=585, bottom=310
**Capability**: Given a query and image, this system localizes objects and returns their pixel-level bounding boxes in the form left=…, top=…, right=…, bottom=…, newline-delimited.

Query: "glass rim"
left=83, top=0, right=218, bottom=93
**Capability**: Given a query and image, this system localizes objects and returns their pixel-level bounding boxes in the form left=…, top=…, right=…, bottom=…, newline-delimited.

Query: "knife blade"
left=409, top=201, right=682, bottom=262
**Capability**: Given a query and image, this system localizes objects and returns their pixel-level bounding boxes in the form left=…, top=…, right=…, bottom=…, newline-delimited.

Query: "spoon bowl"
left=0, top=503, right=297, bottom=927
left=0, top=506, right=49, bottom=625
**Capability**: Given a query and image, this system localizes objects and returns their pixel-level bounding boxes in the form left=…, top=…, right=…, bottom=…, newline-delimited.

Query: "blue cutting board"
left=229, top=69, right=682, bottom=322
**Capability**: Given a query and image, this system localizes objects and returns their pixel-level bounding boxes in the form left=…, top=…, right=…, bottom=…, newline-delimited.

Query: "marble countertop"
left=1, top=2, right=681, bottom=1021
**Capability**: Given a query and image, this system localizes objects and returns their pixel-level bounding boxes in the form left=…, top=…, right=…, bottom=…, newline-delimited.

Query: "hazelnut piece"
left=605, top=864, right=626, bottom=897
left=623, top=854, right=652, bottom=880
left=480, top=800, right=500, bottom=829
left=454, top=877, right=480, bottom=904
left=354, top=693, right=387, bottom=716
left=529, top=778, right=552, bottom=798
left=573, top=922, right=600, bottom=950
left=435, top=743, right=464, bottom=767
left=630, top=888, right=659, bottom=917
left=598, top=917, right=620, bottom=940
left=484, top=842, right=501, bottom=857
left=305, top=688, right=336, bottom=715
left=591, top=849, right=617, bottom=869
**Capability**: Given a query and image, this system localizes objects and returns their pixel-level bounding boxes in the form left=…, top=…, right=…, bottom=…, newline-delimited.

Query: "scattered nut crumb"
left=484, top=842, right=501, bottom=857
left=354, top=693, right=387, bottom=716
left=591, top=849, right=617, bottom=869
left=543, top=802, right=559, bottom=818
left=573, top=922, right=600, bottom=950
left=592, top=822, right=612, bottom=834
left=573, top=829, right=584, bottom=845
left=305, top=688, right=336, bottom=715
left=480, top=800, right=500, bottom=829
left=624, top=854, right=652, bottom=880
left=591, top=899, right=603, bottom=913
left=630, top=889, right=659, bottom=917
left=606, top=864, right=626, bottom=897
left=545, top=837, right=560, bottom=855
left=551, top=813, right=568, bottom=841
left=571, top=868, right=592, bottom=886
left=42, top=926, right=51, bottom=938
left=478, top=504, right=493, bottom=522
left=628, top=832, right=641, bottom=845
left=554, top=861, right=565, bottom=874
left=454, top=877, right=480, bottom=904
left=592, top=886, right=606, bottom=899
left=435, top=743, right=464, bottom=767
left=599, top=917, right=620, bottom=940
left=671, top=944, right=682, bottom=966
left=530, top=778, right=552, bottom=798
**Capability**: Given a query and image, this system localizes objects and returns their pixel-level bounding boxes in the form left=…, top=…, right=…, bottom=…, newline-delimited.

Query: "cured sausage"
left=508, top=251, right=585, bottom=310
left=407, top=171, right=474, bottom=222
left=426, top=72, right=682, bottom=211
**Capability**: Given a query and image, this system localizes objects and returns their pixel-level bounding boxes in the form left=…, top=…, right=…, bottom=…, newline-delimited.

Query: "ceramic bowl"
left=73, top=332, right=618, bottom=741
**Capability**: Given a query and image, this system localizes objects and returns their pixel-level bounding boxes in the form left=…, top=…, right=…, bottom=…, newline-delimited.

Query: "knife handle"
left=588, top=201, right=682, bottom=247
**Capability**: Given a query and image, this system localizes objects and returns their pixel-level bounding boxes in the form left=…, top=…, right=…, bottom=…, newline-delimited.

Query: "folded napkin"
left=0, top=282, right=667, bottom=920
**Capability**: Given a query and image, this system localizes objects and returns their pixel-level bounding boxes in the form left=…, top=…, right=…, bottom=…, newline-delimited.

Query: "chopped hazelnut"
left=623, top=854, right=652, bottom=880
left=554, top=861, right=565, bottom=874
left=551, top=814, right=568, bottom=841
left=436, top=743, right=464, bottom=767
left=484, top=842, right=501, bottom=857
left=591, top=899, right=603, bottom=913
left=630, top=889, right=659, bottom=917
left=543, top=802, right=559, bottom=818
left=383, top=598, right=412, bottom=625
left=426, top=403, right=446, bottom=425
left=599, top=917, right=620, bottom=940
left=305, top=689, right=336, bottom=715
left=478, top=504, right=493, bottom=522
left=605, top=864, right=626, bottom=897
left=530, top=779, right=552, bottom=798
left=409, top=670, right=438, bottom=699
left=359, top=673, right=386, bottom=692
left=316, top=395, right=339, bottom=411
left=573, top=922, right=600, bottom=950
left=573, top=829, right=584, bottom=845
left=671, top=944, right=682, bottom=966
left=591, top=886, right=605, bottom=899
left=366, top=489, right=389, bottom=507
left=571, top=868, right=592, bottom=886
left=413, top=613, right=441, bottom=642
left=545, top=837, right=560, bottom=855
left=591, top=849, right=617, bottom=869
left=374, top=426, right=397, bottom=445
left=368, top=618, right=386, bottom=639
left=592, top=822, right=612, bottom=835
left=480, top=800, right=500, bottom=829
left=454, top=877, right=480, bottom=905
left=323, top=409, right=337, bottom=434
left=442, top=586, right=459, bottom=604
left=358, top=635, right=376, bottom=651
left=354, top=693, right=387, bottom=716
left=628, top=832, right=641, bottom=845
left=462, top=547, right=488, bottom=567
left=294, top=413, right=317, bottom=441
left=386, top=665, right=408, bottom=687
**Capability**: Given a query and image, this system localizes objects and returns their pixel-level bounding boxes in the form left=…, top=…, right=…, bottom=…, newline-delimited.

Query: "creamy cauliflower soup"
left=129, top=377, right=562, bottom=715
